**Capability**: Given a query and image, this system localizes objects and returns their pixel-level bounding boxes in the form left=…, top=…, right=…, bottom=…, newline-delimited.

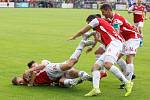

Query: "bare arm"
left=26, top=64, right=45, bottom=73
left=69, top=25, right=93, bottom=40
left=128, top=5, right=135, bottom=13
left=28, top=72, right=36, bottom=86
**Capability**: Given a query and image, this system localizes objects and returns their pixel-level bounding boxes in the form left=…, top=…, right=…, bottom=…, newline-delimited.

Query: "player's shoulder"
left=114, top=13, right=125, bottom=21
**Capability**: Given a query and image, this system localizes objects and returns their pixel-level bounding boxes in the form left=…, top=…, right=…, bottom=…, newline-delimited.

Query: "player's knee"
left=104, top=62, right=113, bottom=70
left=92, top=63, right=100, bottom=71
left=126, top=55, right=134, bottom=64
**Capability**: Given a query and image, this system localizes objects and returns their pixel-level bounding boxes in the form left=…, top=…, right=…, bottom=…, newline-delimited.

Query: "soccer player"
left=12, top=39, right=92, bottom=87
left=69, top=14, right=133, bottom=96
left=128, top=0, right=146, bottom=46
left=100, top=4, right=141, bottom=88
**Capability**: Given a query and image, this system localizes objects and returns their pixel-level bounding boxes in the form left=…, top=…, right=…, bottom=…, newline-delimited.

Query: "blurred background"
left=0, top=0, right=149, bottom=12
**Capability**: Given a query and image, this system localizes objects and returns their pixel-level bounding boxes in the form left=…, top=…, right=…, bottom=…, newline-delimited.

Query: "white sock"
left=117, top=59, right=126, bottom=74
left=78, top=71, right=88, bottom=77
left=109, top=65, right=128, bottom=84
left=78, top=71, right=90, bottom=80
left=70, top=49, right=82, bottom=60
left=126, top=64, right=134, bottom=81
left=64, top=79, right=74, bottom=87
left=70, top=41, right=85, bottom=60
left=92, top=70, right=100, bottom=89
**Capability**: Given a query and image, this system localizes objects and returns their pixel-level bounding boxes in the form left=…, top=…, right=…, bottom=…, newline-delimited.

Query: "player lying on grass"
left=12, top=38, right=93, bottom=87
left=69, top=14, right=133, bottom=97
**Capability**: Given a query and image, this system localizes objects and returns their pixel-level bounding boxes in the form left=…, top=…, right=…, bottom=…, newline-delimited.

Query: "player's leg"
left=125, top=54, right=135, bottom=81
left=101, top=40, right=133, bottom=96
left=95, top=44, right=107, bottom=79
left=84, top=62, right=102, bottom=96
left=124, top=38, right=140, bottom=81
left=64, top=68, right=92, bottom=81
left=59, top=77, right=82, bottom=87
left=135, top=22, right=144, bottom=47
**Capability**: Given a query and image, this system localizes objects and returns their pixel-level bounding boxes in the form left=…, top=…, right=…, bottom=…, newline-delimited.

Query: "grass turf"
left=0, top=8, right=150, bottom=100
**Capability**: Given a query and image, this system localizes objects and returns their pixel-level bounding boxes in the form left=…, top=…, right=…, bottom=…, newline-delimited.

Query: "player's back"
left=95, top=18, right=124, bottom=46
left=112, top=13, right=140, bottom=40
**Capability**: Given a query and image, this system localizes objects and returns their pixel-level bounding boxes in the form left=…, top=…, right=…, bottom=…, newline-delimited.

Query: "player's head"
left=27, top=60, right=38, bottom=68
left=12, top=76, right=25, bottom=85
left=100, top=4, right=113, bottom=18
left=86, top=14, right=101, bottom=23
left=136, top=0, right=142, bottom=5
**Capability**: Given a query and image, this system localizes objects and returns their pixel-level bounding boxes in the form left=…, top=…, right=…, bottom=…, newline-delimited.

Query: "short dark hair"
left=12, top=77, right=17, bottom=85
left=27, top=60, right=35, bottom=68
left=100, top=4, right=112, bottom=11
left=86, top=14, right=101, bottom=23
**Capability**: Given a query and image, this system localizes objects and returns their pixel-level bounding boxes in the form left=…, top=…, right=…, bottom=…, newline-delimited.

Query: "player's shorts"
left=122, top=38, right=140, bottom=55
left=96, top=39, right=123, bottom=65
left=134, top=22, right=144, bottom=28
left=44, top=63, right=63, bottom=80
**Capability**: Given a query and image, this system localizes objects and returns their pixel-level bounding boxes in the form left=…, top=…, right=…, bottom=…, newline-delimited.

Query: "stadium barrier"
left=115, top=3, right=127, bottom=10
left=61, top=3, right=73, bottom=8
left=15, top=2, right=29, bottom=8
left=0, top=2, right=14, bottom=8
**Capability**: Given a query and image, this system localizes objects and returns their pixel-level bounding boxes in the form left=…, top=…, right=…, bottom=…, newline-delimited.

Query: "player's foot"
left=139, top=38, right=143, bottom=47
left=131, top=74, right=136, bottom=80
left=81, top=75, right=92, bottom=81
left=124, top=81, right=133, bottom=96
left=84, top=40, right=95, bottom=46
left=100, top=72, right=107, bottom=79
left=119, top=83, right=125, bottom=89
left=84, top=88, right=101, bottom=96
left=69, top=79, right=83, bottom=87
left=119, top=74, right=135, bottom=89
left=82, top=32, right=95, bottom=40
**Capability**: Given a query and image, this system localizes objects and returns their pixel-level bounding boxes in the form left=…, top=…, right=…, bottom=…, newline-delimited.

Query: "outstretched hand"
left=68, top=36, right=76, bottom=40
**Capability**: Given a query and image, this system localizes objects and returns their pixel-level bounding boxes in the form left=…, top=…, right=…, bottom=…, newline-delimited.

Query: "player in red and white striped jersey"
left=128, top=0, right=146, bottom=46
left=69, top=14, right=132, bottom=97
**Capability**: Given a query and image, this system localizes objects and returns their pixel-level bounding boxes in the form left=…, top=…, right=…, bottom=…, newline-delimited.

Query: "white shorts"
left=122, top=38, right=140, bottom=55
left=44, top=63, right=63, bottom=80
left=134, top=22, right=144, bottom=28
left=96, top=39, right=123, bottom=65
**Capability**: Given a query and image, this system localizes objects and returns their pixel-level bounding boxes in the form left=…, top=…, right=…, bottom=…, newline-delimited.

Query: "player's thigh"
left=64, top=68, right=79, bottom=78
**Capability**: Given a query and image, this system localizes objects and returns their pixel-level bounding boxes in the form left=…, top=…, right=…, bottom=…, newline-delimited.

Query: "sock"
left=126, top=64, right=134, bottom=81
left=70, top=49, right=82, bottom=60
left=78, top=71, right=88, bottom=77
left=109, top=65, right=128, bottom=84
left=64, top=79, right=74, bottom=87
left=117, top=59, right=127, bottom=74
left=92, top=70, right=100, bottom=89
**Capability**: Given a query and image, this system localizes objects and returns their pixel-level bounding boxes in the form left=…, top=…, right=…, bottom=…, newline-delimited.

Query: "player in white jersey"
left=12, top=37, right=93, bottom=87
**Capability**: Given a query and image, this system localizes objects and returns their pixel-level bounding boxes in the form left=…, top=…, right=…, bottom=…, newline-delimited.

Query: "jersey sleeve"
left=88, top=18, right=99, bottom=28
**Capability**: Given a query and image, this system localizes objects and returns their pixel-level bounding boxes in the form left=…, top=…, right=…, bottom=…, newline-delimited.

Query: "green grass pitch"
left=0, top=8, right=150, bottom=100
